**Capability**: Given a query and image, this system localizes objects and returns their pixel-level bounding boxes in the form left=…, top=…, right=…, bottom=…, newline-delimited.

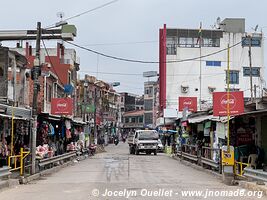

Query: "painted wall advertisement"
left=51, top=98, right=73, bottom=115
left=213, top=91, right=244, bottom=116
left=179, top=97, right=197, bottom=112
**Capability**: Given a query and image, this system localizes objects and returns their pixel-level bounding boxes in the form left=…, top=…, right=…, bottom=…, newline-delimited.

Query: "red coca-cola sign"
left=179, top=97, right=197, bottom=112
left=213, top=91, right=244, bottom=116
left=51, top=98, right=73, bottom=115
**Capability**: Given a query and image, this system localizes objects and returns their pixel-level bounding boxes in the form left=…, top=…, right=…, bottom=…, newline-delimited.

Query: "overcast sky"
left=1, top=0, right=266, bottom=95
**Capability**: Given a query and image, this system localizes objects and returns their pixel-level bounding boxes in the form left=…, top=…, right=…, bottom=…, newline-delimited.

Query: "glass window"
left=226, top=70, right=239, bottom=84
left=242, top=37, right=261, bottom=47
left=206, top=61, right=221, bottom=67
left=243, top=67, right=260, bottom=77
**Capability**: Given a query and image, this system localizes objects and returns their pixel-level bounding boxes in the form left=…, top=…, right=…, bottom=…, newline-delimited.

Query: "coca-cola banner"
left=213, top=91, right=244, bottom=116
left=179, top=97, right=197, bottom=112
left=51, top=98, right=73, bottom=115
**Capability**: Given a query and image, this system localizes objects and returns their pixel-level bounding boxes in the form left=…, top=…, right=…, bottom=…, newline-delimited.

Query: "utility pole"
left=248, top=35, right=253, bottom=102
left=94, top=87, right=97, bottom=144
left=31, top=22, right=41, bottom=174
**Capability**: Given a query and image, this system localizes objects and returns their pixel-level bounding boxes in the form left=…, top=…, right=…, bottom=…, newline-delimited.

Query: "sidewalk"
left=171, top=154, right=267, bottom=196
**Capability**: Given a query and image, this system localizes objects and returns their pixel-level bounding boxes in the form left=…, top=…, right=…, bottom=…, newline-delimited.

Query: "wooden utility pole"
left=248, top=35, right=253, bottom=101
left=31, top=22, right=41, bottom=174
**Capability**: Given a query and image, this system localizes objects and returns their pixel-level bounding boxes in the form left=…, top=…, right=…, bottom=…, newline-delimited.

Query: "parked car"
left=157, top=139, right=164, bottom=152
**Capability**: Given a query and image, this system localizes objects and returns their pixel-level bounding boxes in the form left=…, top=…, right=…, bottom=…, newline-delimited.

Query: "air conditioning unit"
left=208, top=86, right=216, bottom=93
left=181, top=85, right=189, bottom=93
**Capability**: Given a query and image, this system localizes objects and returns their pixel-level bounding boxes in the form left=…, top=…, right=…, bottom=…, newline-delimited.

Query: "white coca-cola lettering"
left=221, top=98, right=235, bottom=105
left=183, top=100, right=192, bottom=105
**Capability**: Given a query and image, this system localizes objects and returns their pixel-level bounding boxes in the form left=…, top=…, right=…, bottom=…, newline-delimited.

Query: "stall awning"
left=72, top=119, right=87, bottom=125
left=188, top=115, right=234, bottom=124
left=188, top=115, right=212, bottom=123
left=0, top=113, right=29, bottom=121
left=156, top=117, right=176, bottom=127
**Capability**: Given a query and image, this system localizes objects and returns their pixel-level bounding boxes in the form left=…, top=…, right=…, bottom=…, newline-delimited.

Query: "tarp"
left=188, top=115, right=234, bottom=124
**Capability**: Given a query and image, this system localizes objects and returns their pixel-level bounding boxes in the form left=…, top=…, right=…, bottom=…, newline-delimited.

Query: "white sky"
left=0, top=0, right=266, bottom=95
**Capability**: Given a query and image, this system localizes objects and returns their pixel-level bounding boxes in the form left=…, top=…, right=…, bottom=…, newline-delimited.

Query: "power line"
left=64, top=39, right=243, bottom=64
left=65, top=0, right=119, bottom=21
left=81, top=40, right=158, bottom=47
left=45, top=0, right=119, bottom=29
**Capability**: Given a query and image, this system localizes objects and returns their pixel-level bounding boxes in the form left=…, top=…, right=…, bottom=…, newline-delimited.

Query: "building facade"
left=144, top=81, right=158, bottom=128
left=159, top=18, right=265, bottom=116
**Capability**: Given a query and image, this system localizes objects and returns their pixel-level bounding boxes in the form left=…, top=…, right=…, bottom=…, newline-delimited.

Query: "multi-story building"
left=13, top=42, right=80, bottom=117
left=159, top=18, right=265, bottom=116
left=122, top=109, right=144, bottom=134
left=77, top=75, right=120, bottom=141
left=144, top=81, right=158, bottom=128
left=0, top=47, right=32, bottom=165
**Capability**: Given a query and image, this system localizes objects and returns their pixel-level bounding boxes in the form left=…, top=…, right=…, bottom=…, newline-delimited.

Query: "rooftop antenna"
left=57, top=12, right=65, bottom=21
left=252, top=24, right=259, bottom=32
left=216, top=17, right=221, bottom=29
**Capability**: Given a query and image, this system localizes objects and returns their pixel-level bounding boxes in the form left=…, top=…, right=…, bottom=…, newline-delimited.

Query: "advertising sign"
left=213, top=91, right=244, bottom=116
left=179, top=97, right=197, bottom=112
left=51, top=98, right=73, bottom=115
left=221, top=145, right=234, bottom=166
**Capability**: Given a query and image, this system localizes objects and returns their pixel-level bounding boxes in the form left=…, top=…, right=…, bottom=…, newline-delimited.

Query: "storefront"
left=0, top=115, right=30, bottom=167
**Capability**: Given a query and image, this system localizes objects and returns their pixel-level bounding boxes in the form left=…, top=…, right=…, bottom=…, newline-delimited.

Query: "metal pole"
left=31, top=22, right=41, bottom=174
left=94, top=87, right=97, bottom=144
left=248, top=35, right=253, bottom=101
left=199, top=22, right=202, bottom=111
left=227, top=44, right=230, bottom=151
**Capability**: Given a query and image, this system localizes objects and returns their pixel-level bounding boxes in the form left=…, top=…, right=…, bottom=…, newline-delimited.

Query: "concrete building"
left=144, top=81, right=158, bottom=128
left=77, top=75, right=120, bottom=142
left=159, top=18, right=265, bottom=116
left=12, top=43, right=80, bottom=117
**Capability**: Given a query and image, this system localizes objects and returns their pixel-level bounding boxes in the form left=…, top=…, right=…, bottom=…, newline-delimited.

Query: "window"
left=132, top=117, right=136, bottom=123
left=144, top=99, right=153, bottom=111
left=225, top=88, right=240, bottom=92
left=242, top=37, right=261, bottom=47
left=243, top=67, right=260, bottom=77
left=166, top=37, right=177, bottom=55
left=46, top=84, right=52, bottom=102
left=226, top=70, right=239, bottom=84
left=206, top=61, right=221, bottom=67
left=144, top=113, right=153, bottom=124
left=53, top=82, right=57, bottom=98
left=125, top=117, right=129, bottom=123
left=178, top=37, right=220, bottom=48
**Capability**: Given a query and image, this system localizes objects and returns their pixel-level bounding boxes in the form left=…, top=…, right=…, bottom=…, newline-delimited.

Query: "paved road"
left=0, top=143, right=264, bottom=200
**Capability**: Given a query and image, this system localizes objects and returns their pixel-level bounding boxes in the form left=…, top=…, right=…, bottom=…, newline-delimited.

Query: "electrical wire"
left=81, top=40, right=158, bottom=47
left=65, top=0, right=119, bottom=21
left=64, top=39, right=243, bottom=64
left=45, top=0, right=119, bottom=29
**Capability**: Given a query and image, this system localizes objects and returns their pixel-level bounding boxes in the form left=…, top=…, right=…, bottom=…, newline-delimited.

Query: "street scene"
left=0, top=143, right=263, bottom=200
left=1, top=0, right=267, bottom=199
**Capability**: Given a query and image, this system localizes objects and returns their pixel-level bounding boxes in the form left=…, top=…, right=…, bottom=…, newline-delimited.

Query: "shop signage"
left=213, top=91, right=244, bottom=116
left=179, top=97, right=197, bottom=112
left=51, top=98, right=73, bottom=115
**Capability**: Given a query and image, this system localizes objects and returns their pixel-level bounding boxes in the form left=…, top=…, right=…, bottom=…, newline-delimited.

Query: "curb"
left=20, top=160, right=74, bottom=184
